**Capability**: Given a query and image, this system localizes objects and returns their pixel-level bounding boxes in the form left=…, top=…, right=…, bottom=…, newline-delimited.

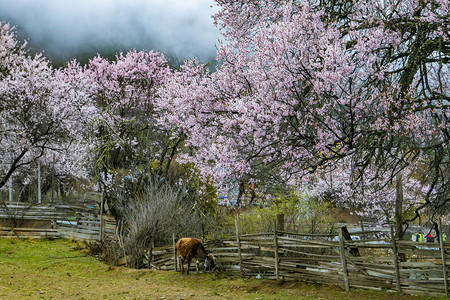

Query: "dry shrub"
left=104, top=180, right=207, bottom=268
left=71, top=240, right=104, bottom=258
left=100, top=239, right=122, bottom=266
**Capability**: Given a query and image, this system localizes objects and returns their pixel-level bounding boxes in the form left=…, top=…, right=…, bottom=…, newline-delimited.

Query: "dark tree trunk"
left=277, top=214, right=285, bottom=232
left=341, top=226, right=360, bottom=257
left=395, top=174, right=406, bottom=261
left=433, top=222, right=440, bottom=243
left=236, top=181, right=244, bottom=206
left=395, top=173, right=404, bottom=240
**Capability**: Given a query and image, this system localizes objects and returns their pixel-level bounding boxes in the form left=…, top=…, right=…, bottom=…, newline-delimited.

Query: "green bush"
left=229, top=191, right=336, bottom=235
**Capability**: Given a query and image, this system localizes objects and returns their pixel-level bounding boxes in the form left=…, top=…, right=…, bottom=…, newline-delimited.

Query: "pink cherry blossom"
left=157, top=0, right=449, bottom=217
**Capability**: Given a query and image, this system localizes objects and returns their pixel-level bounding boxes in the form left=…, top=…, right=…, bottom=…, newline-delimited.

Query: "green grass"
left=0, top=238, right=441, bottom=299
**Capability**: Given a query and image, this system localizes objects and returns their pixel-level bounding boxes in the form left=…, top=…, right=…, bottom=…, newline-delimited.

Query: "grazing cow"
left=176, top=237, right=215, bottom=274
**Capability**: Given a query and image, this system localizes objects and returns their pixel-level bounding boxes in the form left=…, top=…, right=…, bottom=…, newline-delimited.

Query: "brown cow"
left=176, top=237, right=215, bottom=274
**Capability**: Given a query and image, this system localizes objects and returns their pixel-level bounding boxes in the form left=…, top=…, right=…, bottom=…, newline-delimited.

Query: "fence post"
left=173, top=232, right=178, bottom=272
left=235, top=214, right=243, bottom=275
left=338, top=228, right=350, bottom=291
left=390, top=225, right=402, bottom=293
left=438, top=219, right=449, bottom=298
left=274, top=221, right=280, bottom=281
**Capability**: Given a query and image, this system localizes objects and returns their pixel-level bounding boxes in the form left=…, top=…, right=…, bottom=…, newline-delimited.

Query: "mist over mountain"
left=0, top=0, right=220, bottom=66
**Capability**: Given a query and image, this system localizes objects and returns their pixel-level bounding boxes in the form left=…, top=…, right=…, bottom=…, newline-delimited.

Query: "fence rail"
left=156, top=227, right=449, bottom=298
left=0, top=203, right=115, bottom=241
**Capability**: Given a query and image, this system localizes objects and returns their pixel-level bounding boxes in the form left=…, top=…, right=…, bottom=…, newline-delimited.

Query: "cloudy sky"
left=0, top=0, right=220, bottom=65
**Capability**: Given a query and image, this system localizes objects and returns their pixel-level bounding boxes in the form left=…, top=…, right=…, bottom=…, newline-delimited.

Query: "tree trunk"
left=236, top=181, right=244, bottom=206
left=433, top=221, right=440, bottom=243
left=277, top=214, right=285, bottom=232
left=341, top=226, right=360, bottom=257
left=395, top=173, right=406, bottom=261
left=395, top=173, right=404, bottom=240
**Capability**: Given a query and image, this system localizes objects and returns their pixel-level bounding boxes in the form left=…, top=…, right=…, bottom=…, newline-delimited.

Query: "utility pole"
left=7, top=123, right=13, bottom=202
left=51, top=153, right=55, bottom=203
left=37, top=161, right=41, bottom=204
left=8, top=177, right=13, bottom=202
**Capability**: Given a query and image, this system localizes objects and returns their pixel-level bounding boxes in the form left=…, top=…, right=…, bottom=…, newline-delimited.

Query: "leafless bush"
left=109, top=179, right=206, bottom=268
left=100, top=238, right=123, bottom=266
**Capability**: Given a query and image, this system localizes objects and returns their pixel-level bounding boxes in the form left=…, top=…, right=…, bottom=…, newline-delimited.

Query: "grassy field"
left=0, top=238, right=441, bottom=299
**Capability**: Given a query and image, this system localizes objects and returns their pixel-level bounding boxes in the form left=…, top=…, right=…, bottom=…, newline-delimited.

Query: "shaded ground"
left=0, top=239, right=441, bottom=299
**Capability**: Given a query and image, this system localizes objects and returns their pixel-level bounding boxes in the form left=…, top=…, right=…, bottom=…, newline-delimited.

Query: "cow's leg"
left=203, top=257, right=209, bottom=273
left=196, top=260, right=200, bottom=274
left=186, top=259, right=191, bottom=275
left=178, top=256, right=184, bottom=274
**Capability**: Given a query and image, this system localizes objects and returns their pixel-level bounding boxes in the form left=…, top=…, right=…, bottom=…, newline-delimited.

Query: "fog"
left=0, top=0, right=220, bottom=65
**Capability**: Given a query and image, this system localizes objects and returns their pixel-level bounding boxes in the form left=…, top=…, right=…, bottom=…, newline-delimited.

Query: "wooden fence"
left=0, top=203, right=116, bottom=241
left=151, top=225, right=449, bottom=298
left=213, top=231, right=449, bottom=297
left=1, top=203, right=448, bottom=297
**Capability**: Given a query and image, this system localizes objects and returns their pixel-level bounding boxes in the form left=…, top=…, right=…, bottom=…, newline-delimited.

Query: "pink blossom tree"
left=81, top=50, right=171, bottom=163
left=82, top=50, right=172, bottom=169
left=157, top=0, right=449, bottom=217
left=0, top=22, right=96, bottom=196
left=66, top=50, right=181, bottom=215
